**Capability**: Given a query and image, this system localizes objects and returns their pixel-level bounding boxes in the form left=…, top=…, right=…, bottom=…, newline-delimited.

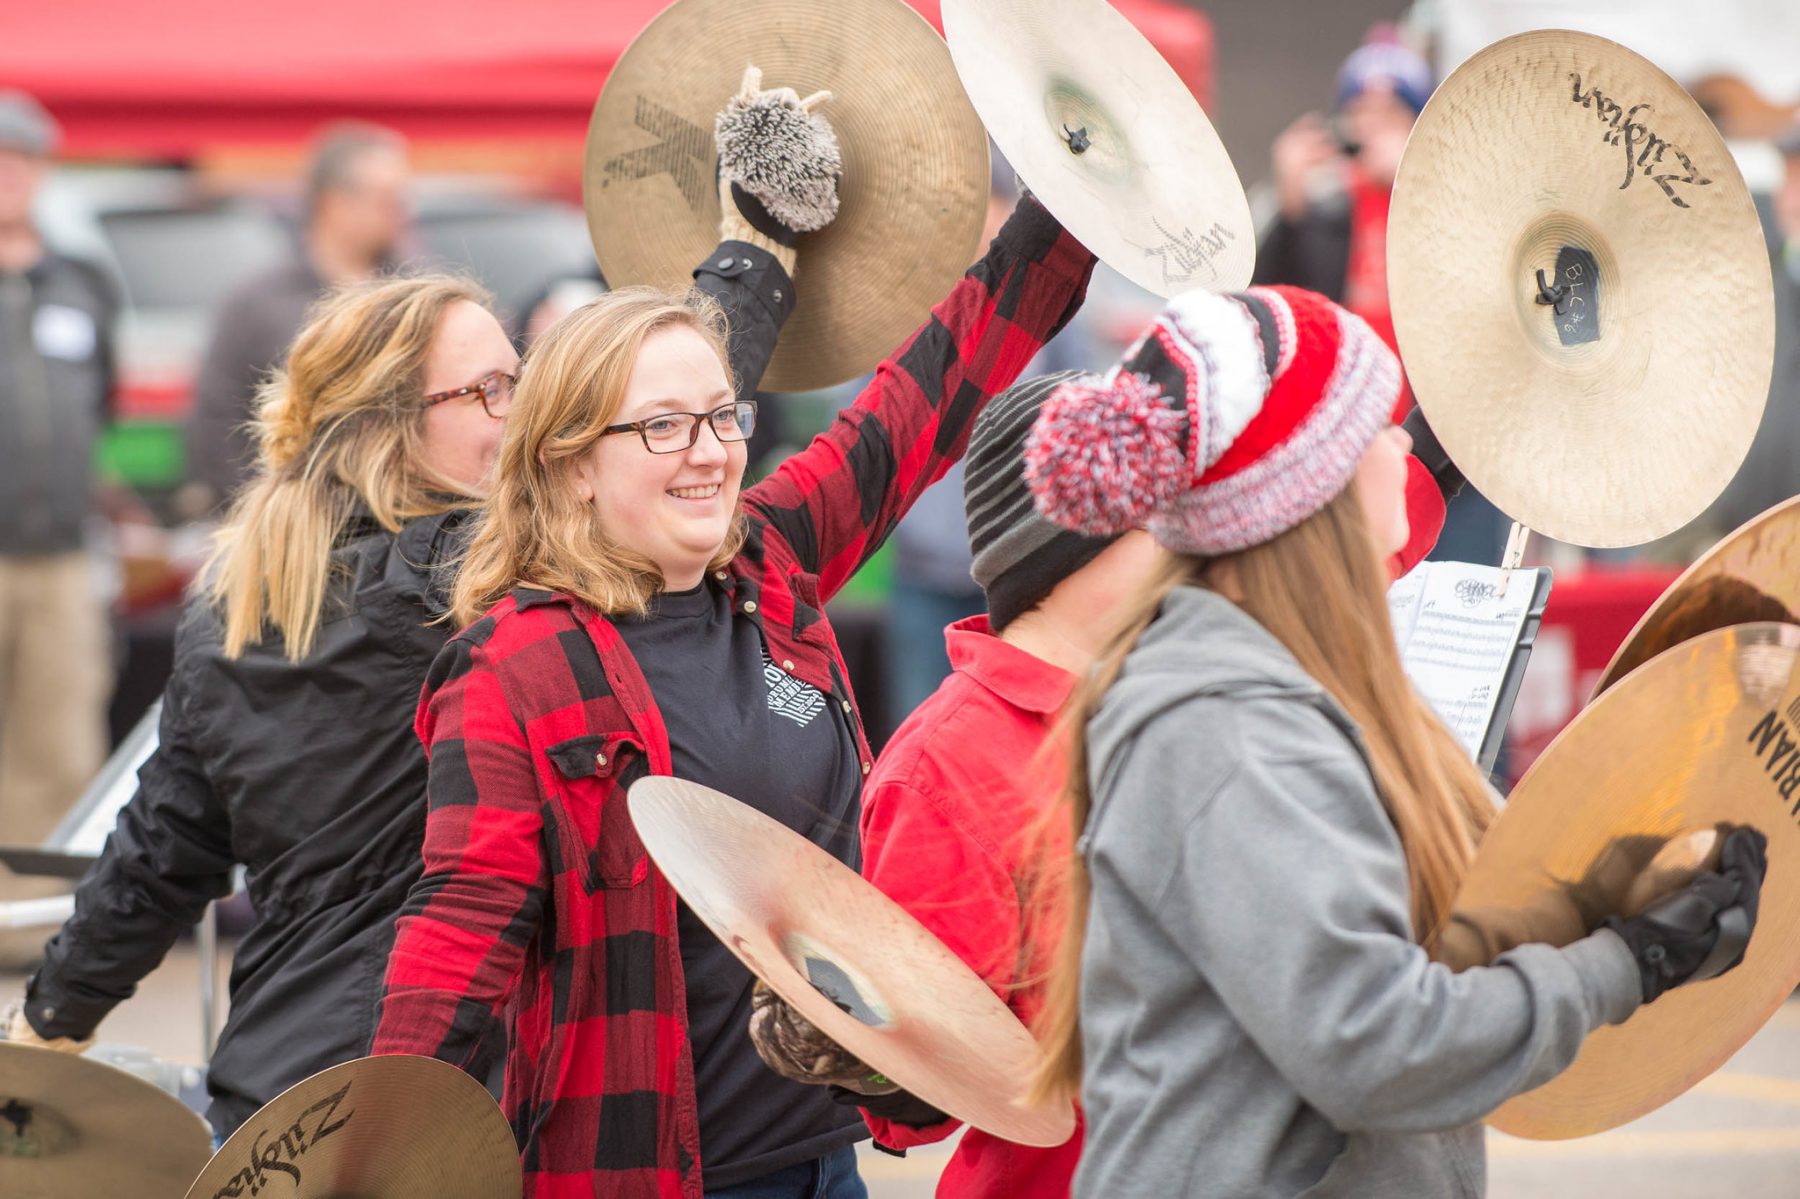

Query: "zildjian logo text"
left=208, top=1082, right=353, bottom=1197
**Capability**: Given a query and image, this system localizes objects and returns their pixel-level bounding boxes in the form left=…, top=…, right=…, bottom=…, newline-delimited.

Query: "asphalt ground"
left=7, top=941, right=1800, bottom=1197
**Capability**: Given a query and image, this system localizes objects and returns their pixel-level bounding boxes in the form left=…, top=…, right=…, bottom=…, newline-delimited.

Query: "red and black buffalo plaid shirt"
left=371, top=198, right=1096, bottom=1198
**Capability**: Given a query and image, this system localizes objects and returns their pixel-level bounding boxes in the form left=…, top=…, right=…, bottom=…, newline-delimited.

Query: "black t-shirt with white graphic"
left=616, top=579, right=866, bottom=1187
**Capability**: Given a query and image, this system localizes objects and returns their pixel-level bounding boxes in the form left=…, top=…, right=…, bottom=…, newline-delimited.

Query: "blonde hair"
left=204, top=275, right=491, bottom=661
left=1035, top=487, right=1496, bottom=1098
left=450, top=286, right=738, bottom=628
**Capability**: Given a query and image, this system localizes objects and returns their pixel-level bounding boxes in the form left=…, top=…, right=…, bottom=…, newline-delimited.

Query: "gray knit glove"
left=715, top=65, right=841, bottom=252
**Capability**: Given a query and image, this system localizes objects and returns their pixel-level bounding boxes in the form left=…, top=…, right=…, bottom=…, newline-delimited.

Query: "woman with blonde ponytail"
left=10, top=191, right=802, bottom=1139
left=1026, top=286, right=1767, bottom=1198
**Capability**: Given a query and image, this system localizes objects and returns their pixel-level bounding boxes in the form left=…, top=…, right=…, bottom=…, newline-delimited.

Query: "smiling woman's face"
left=568, top=324, right=744, bottom=591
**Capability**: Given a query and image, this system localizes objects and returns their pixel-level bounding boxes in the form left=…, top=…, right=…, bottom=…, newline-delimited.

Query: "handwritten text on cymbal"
left=1567, top=73, right=1714, bottom=209
left=1134, top=217, right=1236, bottom=291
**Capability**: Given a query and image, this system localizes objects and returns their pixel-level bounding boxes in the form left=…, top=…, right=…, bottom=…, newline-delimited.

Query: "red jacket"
left=370, top=199, right=1097, bottom=1199
left=859, top=618, right=1085, bottom=1195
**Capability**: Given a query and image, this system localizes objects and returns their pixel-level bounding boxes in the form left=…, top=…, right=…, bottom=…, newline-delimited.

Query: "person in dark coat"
left=4, top=96, right=803, bottom=1138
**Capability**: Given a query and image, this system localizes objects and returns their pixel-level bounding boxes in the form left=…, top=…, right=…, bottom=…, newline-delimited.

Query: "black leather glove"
left=830, top=1083, right=948, bottom=1129
left=1401, top=404, right=1465, bottom=502
left=1603, top=827, right=1767, bottom=1003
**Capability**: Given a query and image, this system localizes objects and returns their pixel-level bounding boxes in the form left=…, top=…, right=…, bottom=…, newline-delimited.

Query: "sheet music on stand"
left=1388, top=561, right=1554, bottom=774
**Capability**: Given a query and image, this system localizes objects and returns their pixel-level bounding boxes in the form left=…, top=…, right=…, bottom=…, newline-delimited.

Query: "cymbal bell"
left=1388, top=30, right=1774, bottom=548
left=0, top=1041, right=212, bottom=1198
left=184, top=1055, right=519, bottom=1199
left=941, top=0, right=1253, bottom=297
left=627, top=777, right=1077, bottom=1148
left=1446, top=622, right=1800, bottom=1138
left=585, top=0, right=989, bottom=392
left=1595, top=495, right=1800, bottom=698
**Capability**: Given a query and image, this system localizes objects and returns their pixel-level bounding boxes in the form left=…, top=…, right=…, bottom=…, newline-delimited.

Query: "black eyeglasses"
left=600, top=400, right=758, bottom=454
left=423, top=371, right=516, bottom=419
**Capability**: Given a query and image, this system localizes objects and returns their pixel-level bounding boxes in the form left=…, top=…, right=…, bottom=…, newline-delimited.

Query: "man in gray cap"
left=0, top=90, right=119, bottom=964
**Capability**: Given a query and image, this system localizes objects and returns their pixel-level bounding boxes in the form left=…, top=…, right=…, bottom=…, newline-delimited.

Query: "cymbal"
left=1387, top=30, right=1774, bottom=548
left=585, top=0, right=989, bottom=392
left=1594, top=495, right=1800, bottom=698
left=627, top=777, right=1076, bottom=1147
left=0, top=1041, right=212, bottom=1197
left=1445, top=622, right=1800, bottom=1139
left=184, top=1055, right=519, bottom=1199
left=941, top=0, right=1252, bottom=297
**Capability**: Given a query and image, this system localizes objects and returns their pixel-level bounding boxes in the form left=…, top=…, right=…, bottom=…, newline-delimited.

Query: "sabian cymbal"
left=1594, top=495, right=1800, bottom=697
left=0, top=1041, right=212, bottom=1197
left=1388, top=30, right=1774, bottom=547
left=1446, top=622, right=1800, bottom=1139
left=627, top=777, right=1076, bottom=1147
left=184, top=1055, right=519, bottom=1199
left=941, top=0, right=1252, bottom=297
left=585, top=0, right=989, bottom=392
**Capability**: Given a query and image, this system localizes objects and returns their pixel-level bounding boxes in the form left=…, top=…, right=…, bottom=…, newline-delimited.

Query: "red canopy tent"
left=2, top=0, right=1212, bottom=172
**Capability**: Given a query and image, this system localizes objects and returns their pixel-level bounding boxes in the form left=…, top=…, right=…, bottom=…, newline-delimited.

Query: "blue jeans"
left=706, top=1145, right=867, bottom=1199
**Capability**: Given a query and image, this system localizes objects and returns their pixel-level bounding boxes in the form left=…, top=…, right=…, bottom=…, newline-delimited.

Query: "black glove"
left=1401, top=404, right=1465, bottom=502
left=1603, top=827, right=1767, bottom=1003
left=829, top=1083, right=948, bottom=1129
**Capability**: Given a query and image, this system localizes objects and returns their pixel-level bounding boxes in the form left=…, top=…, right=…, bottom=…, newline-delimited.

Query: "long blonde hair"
left=204, top=275, right=490, bottom=661
left=450, top=286, right=739, bottom=628
left=1035, top=487, right=1496, bottom=1097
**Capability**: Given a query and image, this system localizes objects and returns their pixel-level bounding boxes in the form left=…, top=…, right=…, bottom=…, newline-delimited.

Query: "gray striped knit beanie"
left=965, top=371, right=1119, bottom=630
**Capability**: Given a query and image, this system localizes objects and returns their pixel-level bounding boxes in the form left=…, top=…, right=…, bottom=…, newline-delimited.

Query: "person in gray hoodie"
left=1021, top=283, right=1768, bottom=1198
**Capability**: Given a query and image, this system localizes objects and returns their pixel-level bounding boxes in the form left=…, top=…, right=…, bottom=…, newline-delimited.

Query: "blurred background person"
left=1253, top=27, right=1511, bottom=567
left=0, top=89, right=118, bottom=967
left=183, top=121, right=410, bottom=510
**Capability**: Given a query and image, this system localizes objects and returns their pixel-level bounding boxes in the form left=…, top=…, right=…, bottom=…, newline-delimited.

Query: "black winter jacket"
left=24, top=242, right=793, bottom=1136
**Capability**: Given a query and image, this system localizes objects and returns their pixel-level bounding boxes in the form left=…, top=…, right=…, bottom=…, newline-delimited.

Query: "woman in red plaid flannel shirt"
left=370, top=100, right=1099, bottom=1196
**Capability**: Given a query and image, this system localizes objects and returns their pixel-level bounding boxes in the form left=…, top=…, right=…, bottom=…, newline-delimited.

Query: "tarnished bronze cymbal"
left=184, top=1055, right=518, bottom=1199
left=0, top=1041, right=212, bottom=1198
left=628, top=777, right=1076, bottom=1148
left=1446, top=622, right=1800, bottom=1139
left=1388, top=30, right=1773, bottom=547
left=940, top=0, right=1253, bottom=297
left=1595, top=495, right=1800, bottom=698
left=585, top=0, right=989, bottom=392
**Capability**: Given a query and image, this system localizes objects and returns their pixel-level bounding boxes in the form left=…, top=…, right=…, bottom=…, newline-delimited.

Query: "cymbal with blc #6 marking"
left=1387, top=30, right=1773, bottom=548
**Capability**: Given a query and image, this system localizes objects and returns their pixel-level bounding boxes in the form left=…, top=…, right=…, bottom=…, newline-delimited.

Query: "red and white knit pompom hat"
left=1024, top=284, right=1400, bottom=556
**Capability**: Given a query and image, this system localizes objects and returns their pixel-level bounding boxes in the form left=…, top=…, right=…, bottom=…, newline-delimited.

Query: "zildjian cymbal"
left=941, top=0, right=1253, bottom=297
left=585, top=0, right=989, bottom=392
left=627, top=776, right=1077, bottom=1147
left=1595, top=495, right=1800, bottom=697
left=0, top=1041, right=212, bottom=1198
left=1445, top=622, right=1800, bottom=1139
left=184, top=1055, right=519, bottom=1199
left=1387, top=30, right=1774, bottom=547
